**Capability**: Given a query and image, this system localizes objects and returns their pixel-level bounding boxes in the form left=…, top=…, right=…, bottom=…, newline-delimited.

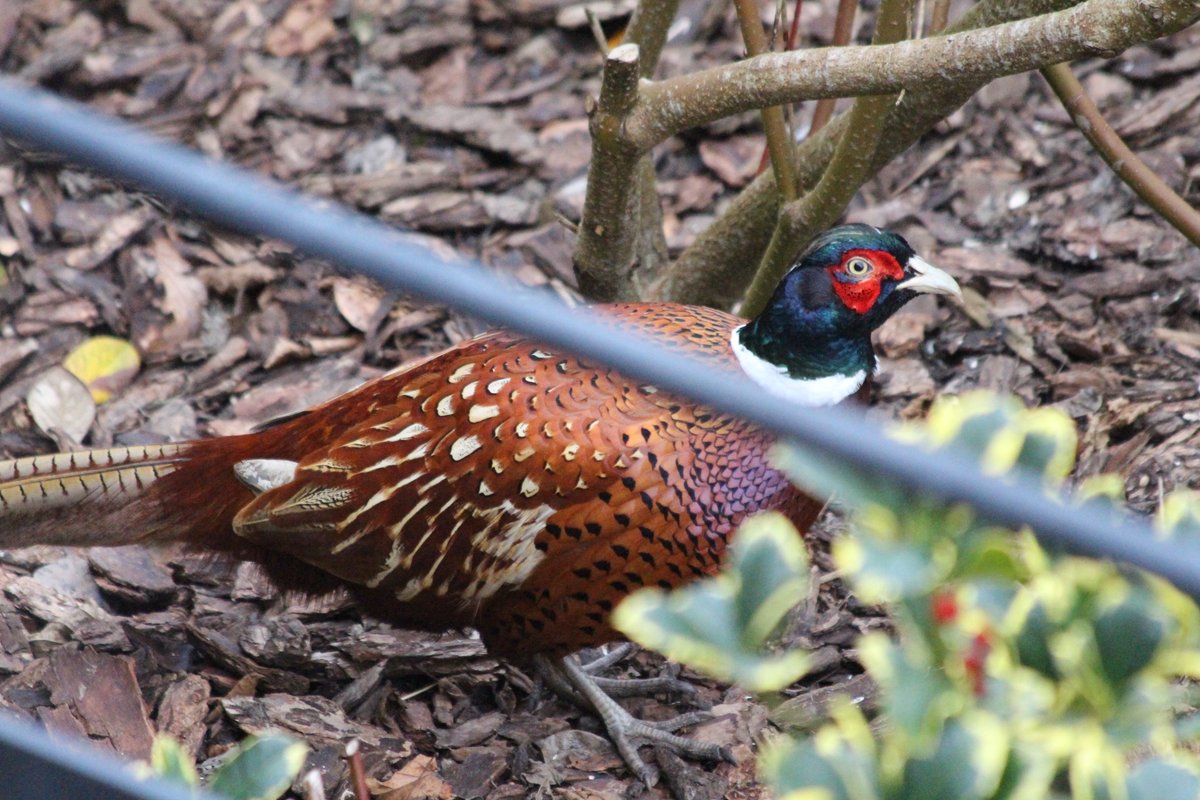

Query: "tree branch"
left=624, top=0, right=683, bottom=78
left=1042, top=62, right=1200, bottom=248
left=930, top=0, right=951, bottom=33
left=809, top=0, right=859, bottom=135
left=625, top=0, right=1200, bottom=152
left=651, top=0, right=1083, bottom=307
left=573, top=44, right=645, bottom=301
left=572, top=2, right=685, bottom=302
left=741, top=0, right=911, bottom=318
left=735, top=0, right=799, bottom=201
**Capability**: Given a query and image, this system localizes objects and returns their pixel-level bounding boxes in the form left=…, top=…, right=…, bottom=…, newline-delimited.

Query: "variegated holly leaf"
left=759, top=737, right=878, bottom=800
left=148, top=734, right=199, bottom=788
left=776, top=393, right=1080, bottom=530
left=1157, top=490, right=1200, bottom=547
left=612, top=512, right=811, bottom=692
left=207, top=734, right=308, bottom=800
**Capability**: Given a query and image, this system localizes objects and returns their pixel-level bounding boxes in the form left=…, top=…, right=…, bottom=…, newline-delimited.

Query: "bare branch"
left=786, top=0, right=806, bottom=50
left=652, top=0, right=1082, bottom=307
left=624, top=0, right=1200, bottom=151
left=809, top=0, right=859, bottom=135
left=930, top=0, right=951, bottom=33
left=741, top=0, right=911, bottom=318
left=573, top=44, right=645, bottom=301
left=1042, top=62, right=1200, bottom=248
left=735, top=0, right=799, bottom=200
left=623, top=0, right=684, bottom=78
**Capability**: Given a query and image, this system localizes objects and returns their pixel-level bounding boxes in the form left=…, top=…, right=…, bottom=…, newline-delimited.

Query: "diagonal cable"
left=0, top=79, right=1197, bottom=599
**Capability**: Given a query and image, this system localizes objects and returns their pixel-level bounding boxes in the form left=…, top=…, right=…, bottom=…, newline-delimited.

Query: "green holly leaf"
left=207, top=734, right=308, bottom=800
left=1093, top=587, right=1167, bottom=690
left=760, top=726, right=881, bottom=800
left=898, top=714, right=1010, bottom=800
left=613, top=512, right=811, bottom=692
left=1014, top=601, right=1060, bottom=680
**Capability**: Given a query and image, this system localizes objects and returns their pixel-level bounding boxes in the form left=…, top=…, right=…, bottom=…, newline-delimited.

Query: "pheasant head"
left=733, top=223, right=961, bottom=406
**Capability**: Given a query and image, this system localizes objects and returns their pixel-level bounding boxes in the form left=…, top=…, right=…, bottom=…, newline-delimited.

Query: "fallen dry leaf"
left=134, top=236, right=207, bottom=357
left=62, top=335, right=141, bottom=404
left=264, top=0, right=338, bottom=57
left=27, top=366, right=96, bottom=444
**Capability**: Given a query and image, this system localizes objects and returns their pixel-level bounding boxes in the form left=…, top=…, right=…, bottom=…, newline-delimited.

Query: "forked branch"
left=652, top=0, right=1197, bottom=307
left=576, top=0, right=1199, bottom=303
left=742, top=0, right=911, bottom=318
left=624, top=0, right=1199, bottom=151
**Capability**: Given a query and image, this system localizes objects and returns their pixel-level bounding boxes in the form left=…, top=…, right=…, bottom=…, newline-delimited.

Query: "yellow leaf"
left=62, top=336, right=141, bottom=404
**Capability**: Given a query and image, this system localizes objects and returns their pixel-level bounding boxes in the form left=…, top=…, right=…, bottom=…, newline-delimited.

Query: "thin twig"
left=930, top=0, right=951, bottom=32
left=770, top=0, right=787, bottom=49
left=809, top=0, right=858, bottom=135
left=786, top=0, right=806, bottom=49
left=622, top=0, right=1200, bottom=152
left=654, top=0, right=1085, bottom=307
left=734, top=0, right=799, bottom=201
left=345, top=739, right=370, bottom=800
left=585, top=8, right=610, bottom=54
left=742, top=0, right=912, bottom=318
left=301, top=769, right=327, bottom=800
left=1042, top=62, right=1200, bottom=248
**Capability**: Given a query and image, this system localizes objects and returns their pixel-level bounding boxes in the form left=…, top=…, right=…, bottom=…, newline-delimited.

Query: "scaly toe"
left=604, top=708, right=730, bottom=785
left=649, top=710, right=713, bottom=732
left=590, top=673, right=703, bottom=703
left=540, top=653, right=733, bottom=786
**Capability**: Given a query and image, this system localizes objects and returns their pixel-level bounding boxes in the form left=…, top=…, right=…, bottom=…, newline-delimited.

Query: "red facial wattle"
left=826, top=248, right=905, bottom=315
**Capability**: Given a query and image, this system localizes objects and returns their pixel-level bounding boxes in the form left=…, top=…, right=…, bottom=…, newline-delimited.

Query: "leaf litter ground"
left=0, top=2, right=1198, bottom=798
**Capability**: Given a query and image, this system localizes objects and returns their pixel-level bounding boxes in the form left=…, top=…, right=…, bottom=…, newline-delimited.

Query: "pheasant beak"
left=898, top=256, right=962, bottom=301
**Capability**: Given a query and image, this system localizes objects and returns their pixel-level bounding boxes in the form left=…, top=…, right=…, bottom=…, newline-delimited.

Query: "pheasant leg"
left=533, top=653, right=733, bottom=786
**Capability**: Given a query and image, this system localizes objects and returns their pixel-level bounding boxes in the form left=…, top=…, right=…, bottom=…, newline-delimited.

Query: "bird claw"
left=649, top=710, right=712, bottom=731
left=601, top=703, right=732, bottom=788
left=590, top=672, right=705, bottom=704
left=537, top=653, right=732, bottom=788
left=579, top=647, right=707, bottom=706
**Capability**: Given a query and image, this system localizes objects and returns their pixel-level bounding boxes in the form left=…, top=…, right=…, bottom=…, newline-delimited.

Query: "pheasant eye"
left=845, top=256, right=872, bottom=276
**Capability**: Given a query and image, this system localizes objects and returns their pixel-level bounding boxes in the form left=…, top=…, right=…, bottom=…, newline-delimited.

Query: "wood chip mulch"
left=1, top=1, right=1198, bottom=798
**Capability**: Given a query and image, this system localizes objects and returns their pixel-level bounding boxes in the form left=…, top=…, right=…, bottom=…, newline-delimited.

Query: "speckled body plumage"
left=0, top=224, right=961, bottom=679
left=0, top=303, right=825, bottom=659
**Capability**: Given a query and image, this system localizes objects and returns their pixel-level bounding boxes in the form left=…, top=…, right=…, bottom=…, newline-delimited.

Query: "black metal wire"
left=0, top=77, right=1197, bottom=603
left=0, top=713, right=198, bottom=800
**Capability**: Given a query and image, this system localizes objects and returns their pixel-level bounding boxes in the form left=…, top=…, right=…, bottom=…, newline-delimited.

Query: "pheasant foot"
left=578, top=644, right=704, bottom=702
left=533, top=653, right=733, bottom=786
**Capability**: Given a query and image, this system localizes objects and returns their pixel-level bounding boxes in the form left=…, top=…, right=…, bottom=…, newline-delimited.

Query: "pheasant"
left=0, top=224, right=959, bottom=783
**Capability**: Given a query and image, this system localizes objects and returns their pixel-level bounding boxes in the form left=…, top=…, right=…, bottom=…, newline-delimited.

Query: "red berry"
left=930, top=590, right=958, bottom=624
left=964, top=631, right=992, bottom=697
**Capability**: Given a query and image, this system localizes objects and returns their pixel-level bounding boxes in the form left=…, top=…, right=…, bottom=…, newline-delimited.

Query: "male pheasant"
left=0, top=224, right=959, bottom=782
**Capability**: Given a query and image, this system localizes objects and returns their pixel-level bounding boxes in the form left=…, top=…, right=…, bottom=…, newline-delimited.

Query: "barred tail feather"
left=0, top=440, right=253, bottom=550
